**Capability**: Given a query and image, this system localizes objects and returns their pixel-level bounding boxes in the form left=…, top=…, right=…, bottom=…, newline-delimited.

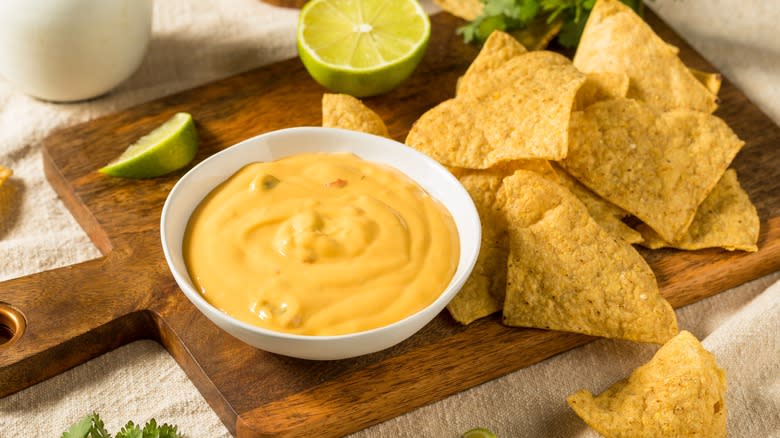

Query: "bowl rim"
left=160, top=126, right=481, bottom=341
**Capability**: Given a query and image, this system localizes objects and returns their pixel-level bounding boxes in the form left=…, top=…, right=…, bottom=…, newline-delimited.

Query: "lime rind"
left=462, top=428, right=498, bottom=438
left=297, top=0, right=430, bottom=97
left=299, top=0, right=430, bottom=71
left=99, top=112, right=198, bottom=179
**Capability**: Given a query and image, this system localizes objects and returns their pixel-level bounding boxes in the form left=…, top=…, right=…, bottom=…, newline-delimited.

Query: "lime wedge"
left=99, top=112, right=198, bottom=178
left=297, top=0, right=431, bottom=97
left=463, top=428, right=498, bottom=438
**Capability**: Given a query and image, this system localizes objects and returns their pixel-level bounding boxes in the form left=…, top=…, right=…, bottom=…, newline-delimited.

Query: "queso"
left=183, top=152, right=459, bottom=336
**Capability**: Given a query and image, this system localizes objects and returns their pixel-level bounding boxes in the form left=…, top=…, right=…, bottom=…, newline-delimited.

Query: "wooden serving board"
left=1, top=11, right=778, bottom=437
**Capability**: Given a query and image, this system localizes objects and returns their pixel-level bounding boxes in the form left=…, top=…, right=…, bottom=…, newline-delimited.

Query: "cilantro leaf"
left=457, top=22, right=478, bottom=43
left=61, top=414, right=94, bottom=438
left=457, top=0, right=643, bottom=48
left=515, top=0, right=540, bottom=22
left=61, top=413, right=111, bottom=438
left=64, top=414, right=181, bottom=438
left=92, top=416, right=111, bottom=438
left=156, top=424, right=180, bottom=438
left=116, top=421, right=142, bottom=438
left=141, top=418, right=161, bottom=438
left=556, top=9, right=591, bottom=47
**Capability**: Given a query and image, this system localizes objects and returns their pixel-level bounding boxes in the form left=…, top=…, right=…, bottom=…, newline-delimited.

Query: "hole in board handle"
left=0, top=303, right=26, bottom=347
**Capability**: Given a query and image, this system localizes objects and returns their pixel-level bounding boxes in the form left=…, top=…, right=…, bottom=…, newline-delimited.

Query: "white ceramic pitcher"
left=0, top=0, right=153, bottom=102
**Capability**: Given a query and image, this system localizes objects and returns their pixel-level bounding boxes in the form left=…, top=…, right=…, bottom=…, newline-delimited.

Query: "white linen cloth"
left=0, top=0, right=778, bottom=436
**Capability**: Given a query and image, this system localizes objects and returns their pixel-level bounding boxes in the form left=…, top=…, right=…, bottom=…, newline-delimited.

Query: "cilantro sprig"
left=458, top=0, right=643, bottom=48
left=62, top=413, right=181, bottom=438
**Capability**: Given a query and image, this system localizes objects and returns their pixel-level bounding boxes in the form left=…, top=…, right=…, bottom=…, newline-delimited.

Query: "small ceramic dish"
left=160, top=127, right=480, bottom=360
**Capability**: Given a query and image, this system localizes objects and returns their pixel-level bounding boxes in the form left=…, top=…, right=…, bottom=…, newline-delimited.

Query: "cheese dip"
left=183, top=152, right=459, bottom=336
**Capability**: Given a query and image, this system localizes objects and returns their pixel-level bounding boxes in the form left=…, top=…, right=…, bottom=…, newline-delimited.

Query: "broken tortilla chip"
left=447, top=160, right=558, bottom=324
left=0, top=166, right=11, bottom=188
left=498, top=170, right=678, bottom=344
left=446, top=169, right=508, bottom=324
left=456, top=30, right=528, bottom=97
left=638, top=169, right=759, bottom=252
left=322, top=94, right=389, bottom=138
left=407, top=52, right=585, bottom=168
left=561, top=98, right=744, bottom=242
left=690, top=68, right=722, bottom=96
left=552, top=164, right=643, bottom=245
left=574, top=0, right=717, bottom=113
left=574, top=72, right=630, bottom=110
left=567, top=330, right=727, bottom=438
left=432, top=0, right=482, bottom=21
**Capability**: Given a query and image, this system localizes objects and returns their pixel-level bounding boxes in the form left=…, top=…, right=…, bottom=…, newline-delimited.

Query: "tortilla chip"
left=690, top=68, right=722, bottom=96
left=509, top=159, right=558, bottom=183
left=432, top=0, right=482, bottom=21
left=406, top=52, right=585, bottom=168
left=322, top=94, right=389, bottom=138
left=568, top=331, right=727, bottom=438
left=553, top=164, right=643, bottom=245
left=0, top=166, right=11, bottom=188
left=574, top=72, right=630, bottom=110
left=456, top=30, right=528, bottom=97
left=574, top=0, right=717, bottom=113
left=561, top=98, right=744, bottom=242
left=449, top=159, right=558, bottom=182
left=458, top=50, right=578, bottom=100
left=446, top=170, right=508, bottom=324
left=499, top=170, right=678, bottom=344
left=406, top=97, right=488, bottom=167
left=510, top=17, right=563, bottom=51
left=639, top=169, right=759, bottom=251
left=447, top=160, right=558, bottom=324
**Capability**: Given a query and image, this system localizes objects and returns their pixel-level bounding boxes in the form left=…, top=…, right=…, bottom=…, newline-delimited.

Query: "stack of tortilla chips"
left=324, top=1, right=746, bottom=434
left=406, top=0, right=758, bottom=340
left=323, top=1, right=758, bottom=344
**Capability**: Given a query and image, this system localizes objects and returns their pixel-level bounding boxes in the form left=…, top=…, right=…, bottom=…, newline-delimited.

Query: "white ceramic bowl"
left=161, top=127, right=481, bottom=360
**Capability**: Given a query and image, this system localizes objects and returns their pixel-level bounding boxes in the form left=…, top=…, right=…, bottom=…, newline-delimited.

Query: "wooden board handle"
left=0, top=255, right=154, bottom=397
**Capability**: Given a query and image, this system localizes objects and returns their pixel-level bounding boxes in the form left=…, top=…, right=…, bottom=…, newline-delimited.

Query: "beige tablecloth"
left=1, top=0, right=778, bottom=436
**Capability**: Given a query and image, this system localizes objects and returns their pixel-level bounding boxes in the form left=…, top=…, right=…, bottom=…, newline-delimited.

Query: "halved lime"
left=99, top=112, right=198, bottom=178
left=463, top=427, right=498, bottom=438
left=297, top=0, right=431, bottom=97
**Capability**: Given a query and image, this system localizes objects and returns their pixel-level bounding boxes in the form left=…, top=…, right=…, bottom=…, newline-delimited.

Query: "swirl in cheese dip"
left=183, top=153, right=459, bottom=336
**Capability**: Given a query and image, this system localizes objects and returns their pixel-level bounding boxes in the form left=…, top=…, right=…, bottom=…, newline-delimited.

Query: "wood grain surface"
left=1, top=11, right=778, bottom=438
